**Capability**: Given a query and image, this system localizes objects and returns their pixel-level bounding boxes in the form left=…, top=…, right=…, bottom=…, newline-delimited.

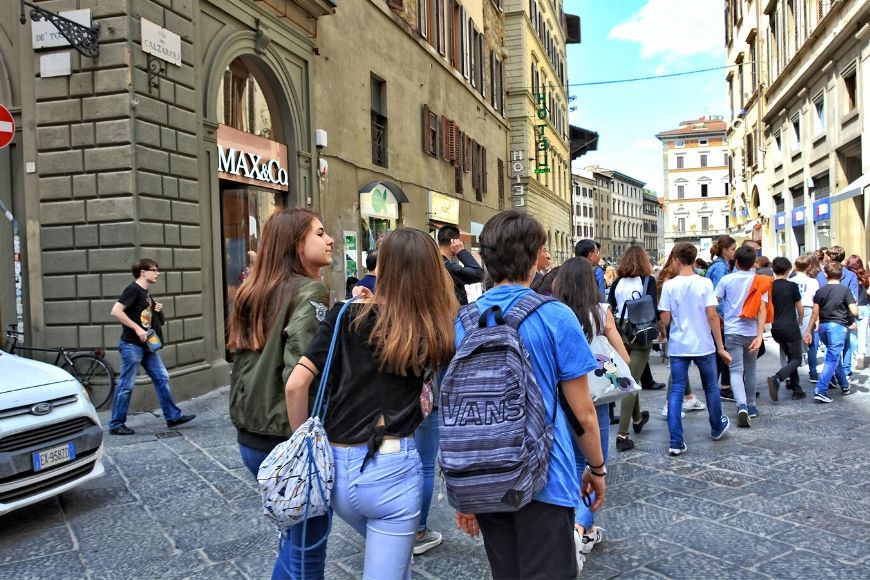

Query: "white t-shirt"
left=791, top=272, right=820, bottom=308
left=659, top=274, right=719, bottom=357
left=612, top=277, right=645, bottom=321
left=715, top=270, right=766, bottom=336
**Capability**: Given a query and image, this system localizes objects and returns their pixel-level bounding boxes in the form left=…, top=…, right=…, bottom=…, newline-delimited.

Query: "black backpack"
left=617, top=277, right=658, bottom=346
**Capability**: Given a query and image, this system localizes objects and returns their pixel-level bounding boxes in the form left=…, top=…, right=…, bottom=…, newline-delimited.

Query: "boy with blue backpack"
left=440, top=210, right=605, bottom=579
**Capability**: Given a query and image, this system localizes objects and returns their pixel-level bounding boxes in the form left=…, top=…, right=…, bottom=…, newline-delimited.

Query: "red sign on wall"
left=0, top=105, right=14, bottom=150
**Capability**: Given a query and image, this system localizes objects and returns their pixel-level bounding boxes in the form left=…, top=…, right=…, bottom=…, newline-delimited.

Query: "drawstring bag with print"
left=257, top=298, right=355, bottom=578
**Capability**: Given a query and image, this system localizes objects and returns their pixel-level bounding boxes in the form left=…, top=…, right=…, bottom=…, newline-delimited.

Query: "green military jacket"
left=229, top=276, right=330, bottom=443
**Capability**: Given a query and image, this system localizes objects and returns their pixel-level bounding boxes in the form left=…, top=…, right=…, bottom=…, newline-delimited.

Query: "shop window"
left=372, top=76, right=388, bottom=167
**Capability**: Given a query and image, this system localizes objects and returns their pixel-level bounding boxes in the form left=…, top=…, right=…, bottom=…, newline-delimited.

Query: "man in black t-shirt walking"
left=803, top=261, right=858, bottom=403
left=108, top=259, right=195, bottom=435
left=767, top=257, right=806, bottom=401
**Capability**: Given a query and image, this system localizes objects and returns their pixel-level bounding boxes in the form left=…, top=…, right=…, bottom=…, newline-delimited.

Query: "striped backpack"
left=439, top=292, right=556, bottom=514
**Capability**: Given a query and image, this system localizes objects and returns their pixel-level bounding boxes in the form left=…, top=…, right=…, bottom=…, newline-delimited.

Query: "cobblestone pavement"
left=2, top=341, right=870, bottom=579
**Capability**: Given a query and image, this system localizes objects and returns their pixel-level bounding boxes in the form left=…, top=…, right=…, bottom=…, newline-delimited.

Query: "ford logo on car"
left=30, top=402, right=54, bottom=416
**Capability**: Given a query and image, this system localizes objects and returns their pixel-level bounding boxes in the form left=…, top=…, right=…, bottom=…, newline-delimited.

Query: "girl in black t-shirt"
left=285, top=228, right=457, bottom=579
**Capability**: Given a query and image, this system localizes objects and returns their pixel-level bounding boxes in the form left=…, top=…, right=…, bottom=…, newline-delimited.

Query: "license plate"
left=32, top=442, right=76, bottom=472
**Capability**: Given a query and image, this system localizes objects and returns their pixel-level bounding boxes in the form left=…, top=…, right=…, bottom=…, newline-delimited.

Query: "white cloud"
left=609, top=0, right=724, bottom=60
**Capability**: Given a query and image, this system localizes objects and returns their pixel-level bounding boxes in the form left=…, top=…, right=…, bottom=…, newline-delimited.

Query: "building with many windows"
left=315, top=1, right=509, bottom=294
left=754, top=0, right=867, bottom=258
left=571, top=171, right=596, bottom=243
left=504, top=0, right=579, bottom=263
left=657, top=116, right=730, bottom=259
left=642, top=189, right=664, bottom=262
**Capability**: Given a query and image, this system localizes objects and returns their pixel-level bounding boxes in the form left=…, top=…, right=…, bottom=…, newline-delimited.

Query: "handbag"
left=586, top=335, right=641, bottom=406
left=257, top=298, right=355, bottom=537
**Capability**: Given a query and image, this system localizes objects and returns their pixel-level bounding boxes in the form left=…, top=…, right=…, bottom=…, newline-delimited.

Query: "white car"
left=0, top=351, right=105, bottom=516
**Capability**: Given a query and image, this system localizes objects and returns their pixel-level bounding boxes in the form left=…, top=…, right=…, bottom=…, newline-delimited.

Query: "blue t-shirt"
left=594, top=267, right=606, bottom=301
left=454, top=285, right=599, bottom=509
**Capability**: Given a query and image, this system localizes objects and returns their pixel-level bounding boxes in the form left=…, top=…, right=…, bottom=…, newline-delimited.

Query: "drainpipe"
left=0, top=198, right=24, bottom=342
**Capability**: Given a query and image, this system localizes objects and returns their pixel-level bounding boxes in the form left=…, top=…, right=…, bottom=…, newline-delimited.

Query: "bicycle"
left=3, top=325, right=116, bottom=410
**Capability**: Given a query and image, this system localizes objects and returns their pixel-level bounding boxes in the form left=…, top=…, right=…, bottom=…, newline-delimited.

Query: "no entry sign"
left=0, top=105, right=14, bottom=150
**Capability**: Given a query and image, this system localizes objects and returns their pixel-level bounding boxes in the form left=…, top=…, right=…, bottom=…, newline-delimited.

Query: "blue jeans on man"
left=724, top=334, right=759, bottom=410
left=109, top=341, right=184, bottom=429
left=239, top=444, right=330, bottom=580
left=817, top=323, right=849, bottom=394
left=667, top=353, right=725, bottom=448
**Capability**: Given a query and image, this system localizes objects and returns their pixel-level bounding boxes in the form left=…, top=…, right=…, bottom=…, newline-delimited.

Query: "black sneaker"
left=737, top=406, right=751, bottom=428
left=814, top=392, right=833, bottom=403
left=644, top=382, right=666, bottom=391
left=632, top=411, right=650, bottom=434
left=615, top=436, right=635, bottom=452
left=720, top=388, right=736, bottom=402
left=110, top=425, right=135, bottom=435
left=792, top=388, right=806, bottom=400
left=842, top=385, right=852, bottom=396
left=167, top=414, right=196, bottom=428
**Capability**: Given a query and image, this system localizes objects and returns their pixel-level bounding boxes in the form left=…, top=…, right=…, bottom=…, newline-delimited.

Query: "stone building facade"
left=571, top=171, right=596, bottom=244
left=642, top=189, right=663, bottom=262
left=313, top=0, right=508, bottom=296
left=657, top=116, right=730, bottom=260
left=0, top=0, right=334, bottom=407
left=504, top=0, right=577, bottom=264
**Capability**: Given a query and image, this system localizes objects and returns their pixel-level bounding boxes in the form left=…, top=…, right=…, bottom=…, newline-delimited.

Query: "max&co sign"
left=216, top=125, right=289, bottom=191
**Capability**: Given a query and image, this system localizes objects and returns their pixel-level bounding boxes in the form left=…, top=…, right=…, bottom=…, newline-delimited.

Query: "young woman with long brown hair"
left=553, top=257, right=630, bottom=563
left=285, top=228, right=457, bottom=579
left=227, top=208, right=334, bottom=579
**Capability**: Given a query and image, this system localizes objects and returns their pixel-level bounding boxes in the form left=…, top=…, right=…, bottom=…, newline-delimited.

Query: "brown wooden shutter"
left=452, top=123, right=461, bottom=165
left=455, top=165, right=463, bottom=194
left=422, top=104, right=431, bottom=154
left=223, top=70, right=232, bottom=125
left=481, top=146, right=487, bottom=194
left=497, top=158, right=505, bottom=210
left=387, top=0, right=404, bottom=10
left=441, top=117, right=450, bottom=161
left=471, top=140, right=480, bottom=195
left=463, top=134, right=472, bottom=173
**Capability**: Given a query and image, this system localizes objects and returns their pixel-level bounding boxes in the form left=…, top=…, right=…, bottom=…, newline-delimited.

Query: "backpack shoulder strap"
left=457, top=302, right=481, bottom=333
left=505, top=292, right=555, bottom=329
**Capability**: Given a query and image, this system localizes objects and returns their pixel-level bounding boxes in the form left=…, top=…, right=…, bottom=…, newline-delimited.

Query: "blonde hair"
left=604, top=266, right=618, bottom=287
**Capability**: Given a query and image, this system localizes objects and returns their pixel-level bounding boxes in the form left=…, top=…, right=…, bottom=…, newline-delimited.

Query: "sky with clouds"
left=566, top=0, right=727, bottom=193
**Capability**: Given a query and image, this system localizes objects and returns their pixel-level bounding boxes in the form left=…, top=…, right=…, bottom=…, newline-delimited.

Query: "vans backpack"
left=617, top=276, right=658, bottom=346
left=439, top=292, right=557, bottom=514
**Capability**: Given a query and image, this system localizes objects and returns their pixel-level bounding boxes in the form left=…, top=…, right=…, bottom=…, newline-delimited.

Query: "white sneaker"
left=573, top=528, right=586, bottom=573
left=578, top=526, right=604, bottom=554
left=682, top=398, right=706, bottom=412
left=661, top=405, right=686, bottom=419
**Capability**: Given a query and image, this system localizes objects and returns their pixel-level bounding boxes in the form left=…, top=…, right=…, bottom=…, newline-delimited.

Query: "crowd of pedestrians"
left=213, top=207, right=867, bottom=579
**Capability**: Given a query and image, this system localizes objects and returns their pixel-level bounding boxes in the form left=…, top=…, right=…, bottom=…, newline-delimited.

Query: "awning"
left=570, top=125, right=599, bottom=160
left=358, top=180, right=409, bottom=203
left=829, top=174, right=870, bottom=204
left=742, top=217, right=762, bottom=235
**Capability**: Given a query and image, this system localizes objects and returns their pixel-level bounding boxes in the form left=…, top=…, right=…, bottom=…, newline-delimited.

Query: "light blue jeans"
left=724, top=334, right=759, bottom=408
left=109, top=341, right=182, bottom=429
left=573, top=404, right=609, bottom=530
left=818, top=322, right=849, bottom=394
left=238, top=444, right=329, bottom=580
left=332, top=439, right=422, bottom=580
left=413, top=407, right=439, bottom=532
